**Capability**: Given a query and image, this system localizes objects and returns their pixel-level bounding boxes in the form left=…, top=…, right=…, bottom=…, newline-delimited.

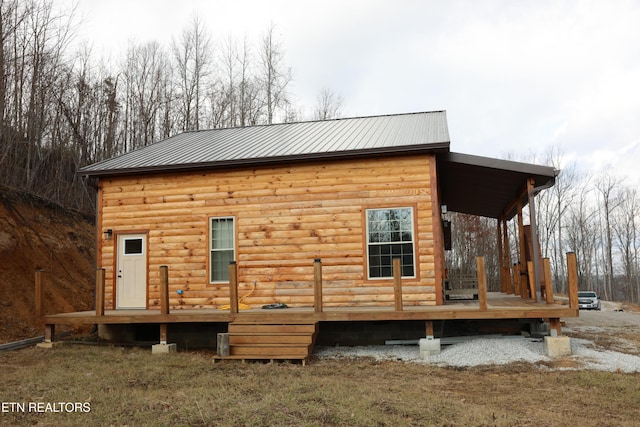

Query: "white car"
left=578, top=291, right=601, bottom=310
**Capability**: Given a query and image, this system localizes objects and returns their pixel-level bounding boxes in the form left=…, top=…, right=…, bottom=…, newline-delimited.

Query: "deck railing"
left=41, top=251, right=579, bottom=318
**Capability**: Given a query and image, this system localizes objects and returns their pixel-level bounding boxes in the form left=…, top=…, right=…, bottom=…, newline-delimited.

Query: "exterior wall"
left=98, top=154, right=443, bottom=309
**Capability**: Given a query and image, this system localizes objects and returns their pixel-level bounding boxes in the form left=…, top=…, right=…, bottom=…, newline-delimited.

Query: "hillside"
left=0, top=188, right=95, bottom=343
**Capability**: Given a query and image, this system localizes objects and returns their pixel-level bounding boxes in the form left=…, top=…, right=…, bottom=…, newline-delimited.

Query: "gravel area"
left=315, top=302, right=640, bottom=372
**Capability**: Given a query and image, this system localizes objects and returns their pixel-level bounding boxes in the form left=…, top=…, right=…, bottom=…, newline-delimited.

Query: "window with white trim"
left=366, top=207, right=416, bottom=279
left=210, top=217, right=235, bottom=282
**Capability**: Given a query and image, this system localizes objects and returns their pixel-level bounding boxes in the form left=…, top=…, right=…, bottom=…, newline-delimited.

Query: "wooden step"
left=229, top=334, right=313, bottom=345
left=215, top=321, right=318, bottom=364
left=228, top=323, right=317, bottom=334
left=230, top=344, right=312, bottom=357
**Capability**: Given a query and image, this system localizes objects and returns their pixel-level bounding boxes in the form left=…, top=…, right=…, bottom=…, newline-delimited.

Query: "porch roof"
left=437, top=152, right=559, bottom=220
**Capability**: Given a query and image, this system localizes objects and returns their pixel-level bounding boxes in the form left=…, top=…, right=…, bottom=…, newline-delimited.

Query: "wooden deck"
left=43, top=293, right=577, bottom=326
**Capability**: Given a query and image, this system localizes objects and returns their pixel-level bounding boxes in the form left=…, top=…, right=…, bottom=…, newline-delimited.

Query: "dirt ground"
left=0, top=188, right=95, bottom=343
left=562, top=302, right=640, bottom=358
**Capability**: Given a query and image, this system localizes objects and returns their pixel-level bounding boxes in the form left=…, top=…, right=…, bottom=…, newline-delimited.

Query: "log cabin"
left=41, top=111, right=579, bottom=361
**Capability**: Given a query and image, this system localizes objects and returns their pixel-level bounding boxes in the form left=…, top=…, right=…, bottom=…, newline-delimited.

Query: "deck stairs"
left=214, top=321, right=318, bottom=365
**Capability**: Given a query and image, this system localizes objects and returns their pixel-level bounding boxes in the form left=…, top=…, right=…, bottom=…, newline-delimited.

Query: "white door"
left=116, top=233, right=147, bottom=309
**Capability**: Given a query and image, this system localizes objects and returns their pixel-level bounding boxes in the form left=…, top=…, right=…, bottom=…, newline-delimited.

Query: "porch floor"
left=43, top=292, right=577, bottom=326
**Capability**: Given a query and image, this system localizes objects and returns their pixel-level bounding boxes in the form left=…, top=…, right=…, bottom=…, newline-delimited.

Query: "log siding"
left=98, top=154, right=441, bottom=310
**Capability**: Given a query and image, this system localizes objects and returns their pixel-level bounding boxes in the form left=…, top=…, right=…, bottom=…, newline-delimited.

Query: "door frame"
left=113, top=231, right=149, bottom=309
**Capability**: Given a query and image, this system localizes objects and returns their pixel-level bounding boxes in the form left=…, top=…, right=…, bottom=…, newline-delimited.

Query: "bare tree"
left=612, top=185, right=640, bottom=302
left=171, top=15, right=211, bottom=131
left=314, top=87, right=343, bottom=120
left=565, top=179, right=599, bottom=292
left=595, top=172, right=624, bottom=300
left=122, top=41, right=169, bottom=149
left=259, top=23, right=292, bottom=124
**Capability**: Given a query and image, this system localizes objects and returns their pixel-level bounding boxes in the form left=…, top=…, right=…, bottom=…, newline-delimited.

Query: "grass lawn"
left=1, top=345, right=639, bottom=426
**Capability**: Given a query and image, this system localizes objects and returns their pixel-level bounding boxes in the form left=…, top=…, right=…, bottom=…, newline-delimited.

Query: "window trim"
left=209, top=216, right=236, bottom=284
left=365, top=206, right=417, bottom=280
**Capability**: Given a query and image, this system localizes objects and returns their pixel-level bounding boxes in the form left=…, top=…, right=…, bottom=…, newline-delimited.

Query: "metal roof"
left=79, top=110, right=558, bottom=220
left=437, top=152, right=559, bottom=219
left=79, top=111, right=451, bottom=177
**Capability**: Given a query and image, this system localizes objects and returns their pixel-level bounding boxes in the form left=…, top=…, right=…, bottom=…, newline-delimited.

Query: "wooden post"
left=228, top=261, right=239, bottom=314
left=96, top=268, right=105, bottom=316
left=543, top=258, right=555, bottom=304
left=567, top=252, right=579, bottom=310
left=548, top=318, right=562, bottom=336
left=497, top=219, right=506, bottom=293
left=44, top=324, right=55, bottom=343
left=313, top=258, right=323, bottom=313
left=502, top=219, right=512, bottom=294
left=512, top=263, right=520, bottom=296
left=159, top=324, right=168, bottom=345
left=392, top=257, right=403, bottom=311
left=159, top=265, right=169, bottom=315
left=476, top=257, right=488, bottom=311
left=517, top=201, right=529, bottom=298
left=527, top=261, right=537, bottom=303
left=35, top=269, right=44, bottom=318
left=425, top=321, right=434, bottom=338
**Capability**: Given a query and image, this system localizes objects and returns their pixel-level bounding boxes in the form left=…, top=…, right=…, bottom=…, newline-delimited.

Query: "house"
left=42, top=111, right=579, bottom=360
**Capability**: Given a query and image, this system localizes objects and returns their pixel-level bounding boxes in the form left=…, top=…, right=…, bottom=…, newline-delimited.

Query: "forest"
left=1, top=1, right=638, bottom=303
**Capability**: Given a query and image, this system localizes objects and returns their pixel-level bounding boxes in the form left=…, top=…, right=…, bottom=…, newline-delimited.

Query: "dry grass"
left=1, top=346, right=639, bottom=426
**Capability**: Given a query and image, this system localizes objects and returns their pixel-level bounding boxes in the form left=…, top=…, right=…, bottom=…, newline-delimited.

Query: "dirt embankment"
left=0, top=188, right=95, bottom=343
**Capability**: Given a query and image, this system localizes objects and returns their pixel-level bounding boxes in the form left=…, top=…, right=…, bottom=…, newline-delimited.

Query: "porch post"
left=35, top=269, right=44, bottom=318
left=313, top=258, right=323, bottom=313
left=567, top=252, right=579, bottom=310
left=392, top=256, right=403, bottom=311
left=228, top=261, right=239, bottom=314
left=96, top=268, right=105, bottom=316
left=159, top=265, right=170, bottom=315
left=476, top=256, right=488, bottom=311
left=517, top=201, right=529, bottom=298
left=528, top=177, right=543, bottom=300
left=543, top=258, right=555, bottom=304
left=502, top=218, right=513, bottom=294
left=496, top=219, right=505, bottom=293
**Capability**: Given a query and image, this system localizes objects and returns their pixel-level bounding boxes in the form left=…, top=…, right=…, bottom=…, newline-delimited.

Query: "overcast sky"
left=68, top=0, right=640, bottom=185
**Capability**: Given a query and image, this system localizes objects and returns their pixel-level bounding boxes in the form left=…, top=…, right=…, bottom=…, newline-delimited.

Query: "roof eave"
left=78, top=142, right=450, bottom=178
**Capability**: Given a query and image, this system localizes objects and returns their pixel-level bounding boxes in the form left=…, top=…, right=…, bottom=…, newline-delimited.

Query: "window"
left=210, top=217, right=235, bottom=282
left=366, top=207, right=415, bottom=279
left=123, top=238, right=143, bottom=255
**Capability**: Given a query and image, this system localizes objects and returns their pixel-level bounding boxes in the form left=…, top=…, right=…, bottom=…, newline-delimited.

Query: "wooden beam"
left=476, top=257, right=488, bottom=311
left=313, top=258, right=323, bottom=313
left=96, top=268, right=105, bottom=316
left=159, top=265, right=169, bottom=315
left=229, top=261, right=239, bottom=314
left=393, top=257, right=403, bottom=311
left=567, top=252, right=579, bottom=310
left=35, top=270, right=44, bottom=318
left=543, top=258, right=555, bottom=304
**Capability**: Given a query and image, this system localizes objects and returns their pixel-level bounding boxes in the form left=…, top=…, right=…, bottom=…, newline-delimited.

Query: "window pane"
left=212, top=218, right=234, bottom=249
left=366, top=208, right=415, bottom=279
left=124, top=238, right=143, bottom=255
left=211, top=250, right=234, bottom=282
left=210, top=217, right=235, bottom=282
